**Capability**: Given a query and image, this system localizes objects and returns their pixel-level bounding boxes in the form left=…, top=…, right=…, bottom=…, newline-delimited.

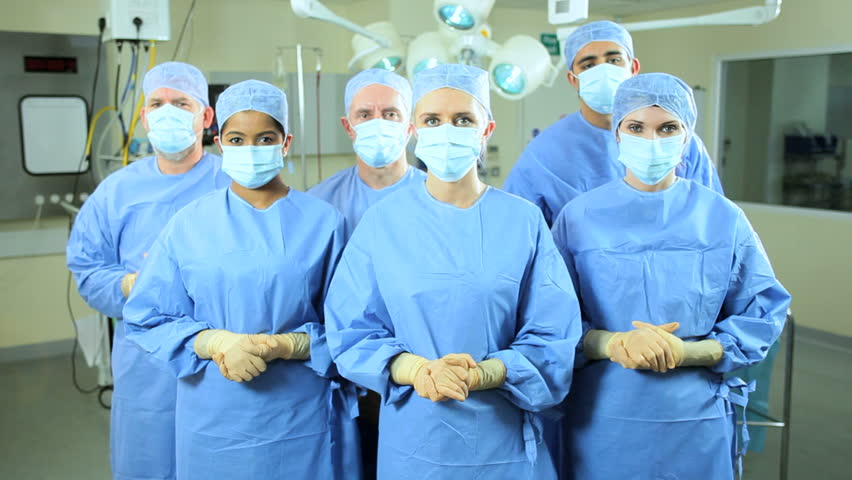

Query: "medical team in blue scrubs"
left=67, top=20, right=789, bottom=480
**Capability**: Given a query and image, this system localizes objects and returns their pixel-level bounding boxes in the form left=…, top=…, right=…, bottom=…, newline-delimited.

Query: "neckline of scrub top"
left=227, top=185, right=292, bottom=212
left=577, top=109, right=615, bottom=134
left=153, top=151, right=211, bottom=177
left=355, top=163, right=416, bottom=192
left=418, top=180, right=492, bottom=211
left=619, top=176, right=683, bottom=196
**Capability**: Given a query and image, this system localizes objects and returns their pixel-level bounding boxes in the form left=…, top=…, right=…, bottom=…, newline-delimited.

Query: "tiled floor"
left=2, top=329, right=849, bottom=479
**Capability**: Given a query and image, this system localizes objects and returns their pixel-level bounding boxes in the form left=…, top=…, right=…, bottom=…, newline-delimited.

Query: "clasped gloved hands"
left=390, top=353, right=507, bottom=402
left=607, top=322, right=682, bottom=372
left=195, top=330, right=273, bottom=382
left=198, top=331, right=312, bottom=383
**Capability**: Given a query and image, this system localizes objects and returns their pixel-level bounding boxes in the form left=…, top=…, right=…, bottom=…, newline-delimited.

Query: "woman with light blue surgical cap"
left=551, top=73, right=791, bottom=479
left=124, top=79, right=360, bottom=479
left=325, top=64, right=583, bottom=479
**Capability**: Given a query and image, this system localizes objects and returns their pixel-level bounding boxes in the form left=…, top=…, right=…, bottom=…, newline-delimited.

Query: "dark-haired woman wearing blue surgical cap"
left=551, top=73, right=791, bottom=479
left=325, top=64, right=583, bottom=479
left=123, top=80, right=360, bottom=480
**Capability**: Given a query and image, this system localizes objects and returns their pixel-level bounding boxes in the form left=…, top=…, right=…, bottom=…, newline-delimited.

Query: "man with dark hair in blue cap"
left=67, top=61, right=230, bottom=480
left=504, top=20, right=723, bottom=226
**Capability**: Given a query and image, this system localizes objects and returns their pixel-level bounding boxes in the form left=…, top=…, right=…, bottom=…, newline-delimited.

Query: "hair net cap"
left=215, top=80, right=289, bottom=132
left=564, top=20, right=634, bottom=70
left=344, top=69, right=413, bottom=116
left=412, top=64, right=491, bottom=118
left=612, top=73, right=697, bottom=139
left=143, top=61, right=209, bottom=107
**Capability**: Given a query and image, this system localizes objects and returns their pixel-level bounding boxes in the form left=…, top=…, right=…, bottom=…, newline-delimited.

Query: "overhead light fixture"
left=407, top=32, right=452, bottom=78
left=349, top=21, right=404, bottom=72
left=434, top=0, right=495, bottom=32
left=489, top=35, right=559, bottom=100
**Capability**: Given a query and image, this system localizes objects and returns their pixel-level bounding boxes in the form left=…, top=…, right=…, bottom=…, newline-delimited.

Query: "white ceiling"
left=495, top=0, right=721, bottom=18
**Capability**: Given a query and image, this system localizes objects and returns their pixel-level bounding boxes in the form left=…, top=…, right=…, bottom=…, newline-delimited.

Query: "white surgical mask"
left=221, top=144, right=284, bottom=189
left=617, top=133, right=685, bottom=185
left=146, top=104, right=201, bottom=155
left=353, top=119, right=409, bottom=168
left=576, top=63, right=632, bottom=115
left=415, top=124, right=483, bottom=182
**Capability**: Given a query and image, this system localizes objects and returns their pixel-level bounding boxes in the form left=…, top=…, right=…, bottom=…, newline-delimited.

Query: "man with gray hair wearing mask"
left=67, top=61, right=230, bottom=480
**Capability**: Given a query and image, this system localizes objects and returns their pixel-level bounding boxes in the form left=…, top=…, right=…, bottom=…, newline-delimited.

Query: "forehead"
left=573, top=40, right=629, bottom=64
left=350, top=84, right=406, bottom=111
left=415, top=87, right=482, bottom=114
left=622, top=105, right=681, bottom=124
left=222, top=110, right=279, bottom=133
left=148, top=87, right=197, bottom=103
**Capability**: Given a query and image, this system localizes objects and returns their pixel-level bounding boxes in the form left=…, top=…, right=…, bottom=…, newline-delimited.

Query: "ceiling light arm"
left=291, top=0, right=391, bottom=48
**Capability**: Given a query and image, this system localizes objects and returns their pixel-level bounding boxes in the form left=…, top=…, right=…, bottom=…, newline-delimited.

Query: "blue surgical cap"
left=612, top=73, right=697, bottom=140
left=143, top=61, right=209, bottom=107
left=564, top=20, right=634, bottom=71
left=412, top=64, right=491, bottom=118
left=215, top=80, right=289, bottom=132
left=344, top=68, right=413, bottom=116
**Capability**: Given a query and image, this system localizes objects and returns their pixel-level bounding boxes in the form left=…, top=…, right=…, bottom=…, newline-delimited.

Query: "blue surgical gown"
left=325, top=182, right=583, bottom=480
left=551, top=179, right=790, bottom=480
left=504, top=111, right=724, bottom=226
left=66, top=153, right=229, bottom=480
left=123, top=187, right=360, bottom=480
left=308, top=165, right=426, bottom=239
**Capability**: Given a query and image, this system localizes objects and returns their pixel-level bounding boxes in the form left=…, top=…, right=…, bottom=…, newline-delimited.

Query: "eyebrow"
left=577, top=50, right=626, bottom=65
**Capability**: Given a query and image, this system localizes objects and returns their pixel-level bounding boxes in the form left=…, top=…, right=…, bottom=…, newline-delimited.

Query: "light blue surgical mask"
left=617, top=133, right=686, bottom=185
left=353, top=119, right=409, bottom=168
left=576, top=63, right=633, bottom=115
left=414, top=124, right=483, bottom=182
left=221, top=144, right=284, bottom=189
left=146, top=104, right=201, bottom=155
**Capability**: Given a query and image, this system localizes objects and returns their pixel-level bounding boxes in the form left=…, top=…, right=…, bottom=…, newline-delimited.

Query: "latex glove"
left=120, top=273, right=138, bottom=298
left=420, top=354, right=476, bottom=401
left=467, top=358, right=507, bottom=391
left=194, top=330, right=271, bottom=382
left=257, top=333, right=311, bottom=362
left=390, top=353, right=475, bottom=402
left=607, top=322, right=680, bottom=372
left=632, top=321, right=723, bottom=367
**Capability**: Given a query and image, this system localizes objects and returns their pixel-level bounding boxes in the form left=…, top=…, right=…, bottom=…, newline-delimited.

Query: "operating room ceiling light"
left=434, top=0, right=495, bottom=33
left=489, top=35, right=559, bottom=100
left=349, top=21, right=405, bottom=73
left=407, top=31, right=452, bottom=78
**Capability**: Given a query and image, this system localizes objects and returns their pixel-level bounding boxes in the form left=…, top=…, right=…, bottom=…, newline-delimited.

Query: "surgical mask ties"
left=353, top=119, right=409, bottom=168
left=576, top=63, right=632, bottom=115
left=414, top=124, right=483, bottom=182
left=146, top=104, right=201, bottom=154
left=617, top=133, right=686, bottom=185
left=221, top=144, right=285, bottom=189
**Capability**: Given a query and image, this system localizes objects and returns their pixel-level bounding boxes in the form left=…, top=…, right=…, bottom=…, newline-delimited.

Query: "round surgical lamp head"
left=433, top=0, right=495, bottom=33
left=489, top=35, right=557, bottom=100
left=407, top=31, right=451, bottom=79
left=350, top=21, right=405, bottom=72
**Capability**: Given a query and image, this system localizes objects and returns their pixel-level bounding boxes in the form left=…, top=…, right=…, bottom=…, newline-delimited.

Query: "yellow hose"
left=123, top=41, right=157, bottom=166
left=85, top=106, right=117, bottom=156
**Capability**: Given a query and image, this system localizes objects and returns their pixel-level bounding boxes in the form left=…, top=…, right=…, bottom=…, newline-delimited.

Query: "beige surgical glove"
left=583, top=322, right=680, bottom=372
left=194, top=330, right=271, bottom=382
left=467, top=358, right=507, bottom=391
left=120, top=273, right=138, bottom=297
left=632, top=321, right=723, bottom=367
left=390, top=353, right=475, bottom=402
left=258, top=333, right=311, bottom=362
